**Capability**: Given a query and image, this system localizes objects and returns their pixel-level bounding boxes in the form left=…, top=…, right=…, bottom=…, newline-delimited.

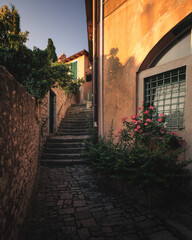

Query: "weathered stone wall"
left=0, top=67, right=77, bottom=239
left=52, top=83, right=77, bottom=131
left=36, top=83, right=77, bottom=150
left=0, top=67, right=39, bottom=240
left=36, top=93, right=49, bottom=150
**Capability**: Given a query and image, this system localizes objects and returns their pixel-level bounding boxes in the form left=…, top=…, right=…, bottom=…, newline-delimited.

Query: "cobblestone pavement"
left=20, top=164, right=181, bottom=240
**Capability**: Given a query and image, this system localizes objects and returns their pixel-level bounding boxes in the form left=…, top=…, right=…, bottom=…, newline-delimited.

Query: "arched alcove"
left=138, top=13, right=192, bottom=72
left=137, top=13, right=192, bottom=131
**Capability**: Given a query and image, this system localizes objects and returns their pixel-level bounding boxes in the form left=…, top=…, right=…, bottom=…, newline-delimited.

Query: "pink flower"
left=134, top=128, right=138, bottom=132
left=137, top=106, right=141, bottom=111
left=131, top=131, right=134, bottom=136
left=149, top=106, right=154, bottom=110
left=159, top=113, right=164, bottom=117
left=113, top=133, right=117, bottom=137
left=133, top=120, right=138, bottom=125
left=137, top=125, right=141, bottom=129
left=160, top=130, right=165, bottom=134
left=142, top=106, right=144, bottom=109
left=170, top=131, right=178, bottom=136
left=140, top=130, right=143, bottom=133
left=144, top=110, right=149, bottom=114
left=117, top=128, right=122, bottom=134
left=158, top=118, right=163, bottom=122
left=138, top=120, right=142, bottom=123
left=144, top=123, right=148, bottom=126
left=131, top=115, right=136, bottom=120
left=146, top=118, right=152, bottom=122
left=121, top=117, right=127, bottom=123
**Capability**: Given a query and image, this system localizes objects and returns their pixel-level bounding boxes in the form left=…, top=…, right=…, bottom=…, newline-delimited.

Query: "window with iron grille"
left=144, top=66, right=186, bottom=130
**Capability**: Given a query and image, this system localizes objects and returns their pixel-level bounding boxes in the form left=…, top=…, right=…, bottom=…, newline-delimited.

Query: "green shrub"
left=85, top=102, right=191, bottom=199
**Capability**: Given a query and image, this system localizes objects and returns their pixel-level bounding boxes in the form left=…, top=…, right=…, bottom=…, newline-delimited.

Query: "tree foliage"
left=46, top=38, right=57, bottom=62
left=0, top=4, right=29, bottom=49
left=0, top=4, right=82, bottom=100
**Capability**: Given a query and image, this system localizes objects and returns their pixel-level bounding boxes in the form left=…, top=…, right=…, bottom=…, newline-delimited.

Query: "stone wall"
left=52, top=83, right=77, bottom=131
left=0, top=66, right=39, bottom=240
left=36, top=83, right=77, bottom=150
left=0, top=67, right=77, bottom=239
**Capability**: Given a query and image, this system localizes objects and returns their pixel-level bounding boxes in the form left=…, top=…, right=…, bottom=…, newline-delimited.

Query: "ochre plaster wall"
left=83, top=55, right=92, bottom=103
left=103, top=0, right=192, bottom=135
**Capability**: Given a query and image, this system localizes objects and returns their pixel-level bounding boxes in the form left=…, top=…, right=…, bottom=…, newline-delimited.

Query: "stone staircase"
left=40, top=104, right=92, bottom=166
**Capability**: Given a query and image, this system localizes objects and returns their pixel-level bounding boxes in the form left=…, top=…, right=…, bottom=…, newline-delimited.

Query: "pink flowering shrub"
left=85, top=102, right=191, bottom=203
left=117, top=102, right=181, bottom=150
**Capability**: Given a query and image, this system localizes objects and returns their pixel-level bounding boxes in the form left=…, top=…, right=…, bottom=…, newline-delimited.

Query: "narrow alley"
left=20, top=164, right=179, bottom=240
left=20, top=104, right=185, bottom=240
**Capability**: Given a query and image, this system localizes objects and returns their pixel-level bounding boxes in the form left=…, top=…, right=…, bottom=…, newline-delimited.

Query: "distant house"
left=58, top=49, right=92, bottom=106
left=85, top=0, right=192, bottom=161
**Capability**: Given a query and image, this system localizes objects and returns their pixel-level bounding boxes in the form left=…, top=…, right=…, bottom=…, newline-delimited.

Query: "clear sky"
left=0, top=0, right=88, bottom=58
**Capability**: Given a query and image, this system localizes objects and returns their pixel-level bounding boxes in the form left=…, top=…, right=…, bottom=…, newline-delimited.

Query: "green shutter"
left=71, top=61, right=77, bottom=79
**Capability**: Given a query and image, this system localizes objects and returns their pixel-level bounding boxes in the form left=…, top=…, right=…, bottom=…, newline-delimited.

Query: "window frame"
left=144, top=66, right=186, bottom=130
left=137, top=55, right=192, bottom=134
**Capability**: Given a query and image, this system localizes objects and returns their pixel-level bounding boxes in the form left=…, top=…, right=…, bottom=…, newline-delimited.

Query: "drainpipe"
left=93, top=0, right=98, bottom=126
left=100, top=0, right=104, bottom=137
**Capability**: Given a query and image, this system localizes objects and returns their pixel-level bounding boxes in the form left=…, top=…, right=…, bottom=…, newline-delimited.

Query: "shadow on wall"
left=104, top=48, right=138, bottom=130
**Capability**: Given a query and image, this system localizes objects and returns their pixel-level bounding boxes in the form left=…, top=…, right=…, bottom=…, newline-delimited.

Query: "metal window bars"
left=144, top=66, right=186, bottom=130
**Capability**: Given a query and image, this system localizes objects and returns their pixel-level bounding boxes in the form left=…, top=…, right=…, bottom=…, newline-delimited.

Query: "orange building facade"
left=85, top=0, right=192, bottom=161
left=58, top=49, right=92, bottom=106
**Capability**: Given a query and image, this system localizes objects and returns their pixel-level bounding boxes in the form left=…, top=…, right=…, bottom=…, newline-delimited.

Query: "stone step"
left=66, top=112, right=92, bottom=116
left=65, top=113, right=91, bottom=117
left=66, top=110, right=92, bottom=113
left=46, top=136, right=90, bottom=143
left=64, top=118, right=90, bottom=121
left=56, top=132, right=89, bottom=136
left=40, top=104, right=92, bottom=166
left=71, top=104, right=86, bottom=107
left=42, top=147, right=86, bottom=154
left=41, top=153, right=85, bottom=159
left=44, top=142, right=85, bottom=148
left=57, top=131, right=89, bottom=134
left=62, top=120, right=89, bottom=124
left=60, top=121, right=89, bottom=127
left=40, top=159, right=85, bottom=166
left=57, top=128, right=89, bottom=132
left=61, top=119, right=89, bottom=122
left=58, top=126, right=89, bottom=130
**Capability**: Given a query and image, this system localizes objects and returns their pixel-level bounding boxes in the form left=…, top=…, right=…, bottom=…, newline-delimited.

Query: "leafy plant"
left=85, top=102, right=191, bottom=204
left=0, top=4, right=84, bottom=100
left=0, top=4, right=29, bottom=49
